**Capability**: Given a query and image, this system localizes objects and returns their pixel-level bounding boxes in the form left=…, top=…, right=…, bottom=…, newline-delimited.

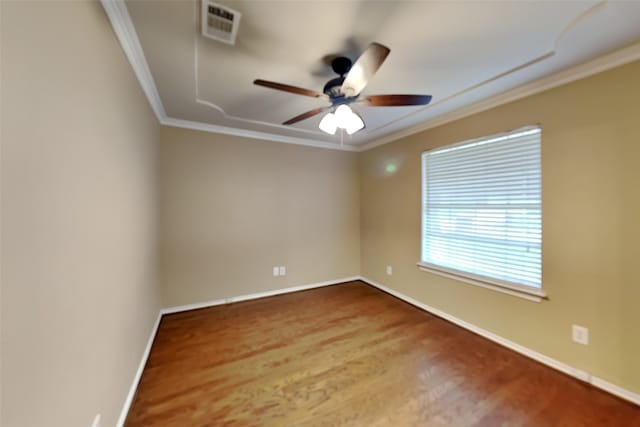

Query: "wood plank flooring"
left=126, top=281, right=640, bottom=426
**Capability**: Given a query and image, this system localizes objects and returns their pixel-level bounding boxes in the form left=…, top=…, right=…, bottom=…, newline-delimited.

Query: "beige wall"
left=1, top=1, right=638, bottom=423
left=360, top=60, right=640, bottom=394
left=1, top=2, right=161, bottom=427
left=159, top=127, right=360, bottom=307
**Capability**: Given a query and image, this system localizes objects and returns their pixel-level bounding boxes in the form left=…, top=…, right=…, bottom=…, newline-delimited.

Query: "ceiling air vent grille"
left=201, top=1, right=241, bottom=45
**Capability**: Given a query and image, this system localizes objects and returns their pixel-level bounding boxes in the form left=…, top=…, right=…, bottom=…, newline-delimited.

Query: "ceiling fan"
left=254, top=43, right=432, bottom=135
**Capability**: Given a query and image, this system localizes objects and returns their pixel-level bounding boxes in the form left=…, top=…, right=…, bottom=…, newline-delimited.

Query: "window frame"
left=418, top=126, right=546, bottom=302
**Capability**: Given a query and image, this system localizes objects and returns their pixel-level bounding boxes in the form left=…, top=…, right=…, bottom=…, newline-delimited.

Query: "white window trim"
left=416, top=262, right=547, bottom=302
left=419, top=125, right=545, bottom=303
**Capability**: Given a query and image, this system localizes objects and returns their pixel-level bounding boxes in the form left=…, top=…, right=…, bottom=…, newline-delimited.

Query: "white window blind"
left=421, top=127, right=542, bottom=293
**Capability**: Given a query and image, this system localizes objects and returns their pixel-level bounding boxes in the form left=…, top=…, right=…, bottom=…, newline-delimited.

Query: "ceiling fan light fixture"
left=319, top=104, right=365, bottom=135
left=256, top=42, right=431, bottom=139
left=345, top=110, right=364, bottom=135
left=334, top=104, right=353, bottom=123
left=318, top=112, right=338, bottom=135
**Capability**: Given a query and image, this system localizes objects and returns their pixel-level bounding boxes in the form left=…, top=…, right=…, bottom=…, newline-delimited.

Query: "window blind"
left=421, top=127, right=542, bottom=291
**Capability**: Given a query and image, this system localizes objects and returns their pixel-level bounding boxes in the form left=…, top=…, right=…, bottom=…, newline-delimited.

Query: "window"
left=420, top=127, right=543, bottom=299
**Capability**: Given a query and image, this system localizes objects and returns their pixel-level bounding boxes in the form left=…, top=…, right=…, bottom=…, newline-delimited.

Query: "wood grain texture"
left=359, top=94, right=432, bottom=107
left=253, top=79, right=328, bottom=100
left=282, top=107, right=330, bottom=125
left=125, top=281, right=640, bottom=426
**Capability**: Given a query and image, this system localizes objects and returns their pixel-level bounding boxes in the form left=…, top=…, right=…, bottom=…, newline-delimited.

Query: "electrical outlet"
left=572, top=324, right=589, bottom=345
left=273, top=266, right=280, bottom=277
left=91, top=414, right=101, bottom=427
left=279, top=266, right=286, bottom=276
left=386, top=265, right=393, bottom=276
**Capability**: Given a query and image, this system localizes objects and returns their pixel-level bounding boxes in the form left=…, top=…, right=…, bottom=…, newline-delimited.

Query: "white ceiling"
left=113, top=0, right=640, bottom=150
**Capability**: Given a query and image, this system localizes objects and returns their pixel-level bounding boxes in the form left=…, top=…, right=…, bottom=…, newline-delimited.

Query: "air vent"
left=201, top=1, right=241, bottom=45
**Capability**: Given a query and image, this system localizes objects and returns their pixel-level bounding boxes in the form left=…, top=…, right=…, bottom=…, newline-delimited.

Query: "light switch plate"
left=572, top=324, right=589, bottom=345
left=279, top=266, right=286, bottom=276
left=273, top=266, right=280, bottom=277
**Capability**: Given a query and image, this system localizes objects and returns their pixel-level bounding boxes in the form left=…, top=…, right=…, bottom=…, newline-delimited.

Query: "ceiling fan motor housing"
left=253, top=42, right=432, bottom=128
left=323, top=77, right=346, bottom=98
left=331, top=56, right=352, bottom=75
left=322, top=56, right=353, bottom=99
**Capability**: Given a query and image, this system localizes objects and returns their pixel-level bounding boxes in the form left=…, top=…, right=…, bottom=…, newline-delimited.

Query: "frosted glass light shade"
left=318, top=112, right=337, bottom=135
left=318, top=104, right=365, bottom=135
left=334, top=104, right=353, bottom=123
left=345, top=110, right=364, bottom=135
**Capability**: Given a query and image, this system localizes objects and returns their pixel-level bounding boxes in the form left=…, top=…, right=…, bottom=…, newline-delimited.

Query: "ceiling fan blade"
left=254, top=79, right=328, bottom=100
left=340, top=42, right=390, bottom=97
left=282, top=107, right=330, bottom=125
left=359, top=94, right=432, bottom=107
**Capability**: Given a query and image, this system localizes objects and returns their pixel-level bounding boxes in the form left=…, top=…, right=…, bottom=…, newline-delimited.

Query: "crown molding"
left=161, top=117, right=358, bottom=151
left=101, top=0, right=166, bottom=121
left=102, top=0, right=640, bottom=153
left=358, top=41, right=640, bottom=152
left=101, top=0, right=355, bottom=151
left=192, top=1, right=328, bottom=139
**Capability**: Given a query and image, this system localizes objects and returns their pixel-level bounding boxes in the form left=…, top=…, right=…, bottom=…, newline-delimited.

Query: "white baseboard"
left=116, top=310, right=163, bottom=427
left=591, top=376, right=640, bottom=406
left=117, top=276, right=359, bottom=424
left=358, top=275, right=640, bottom=407
left=161, top=276, right=360, bottom=315
left=118, top=275, right=638, bottom=425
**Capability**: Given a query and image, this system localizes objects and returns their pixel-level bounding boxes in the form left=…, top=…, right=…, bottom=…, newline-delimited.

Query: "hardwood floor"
left=126, top=281, right=640, bottom=426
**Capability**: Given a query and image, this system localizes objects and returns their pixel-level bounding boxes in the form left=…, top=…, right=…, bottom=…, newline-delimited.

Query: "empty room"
left=2, top=0, right=640, bottom=426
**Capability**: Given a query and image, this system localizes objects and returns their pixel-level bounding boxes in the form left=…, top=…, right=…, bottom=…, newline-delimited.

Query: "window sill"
left=416, top=262, right=547, bottom=303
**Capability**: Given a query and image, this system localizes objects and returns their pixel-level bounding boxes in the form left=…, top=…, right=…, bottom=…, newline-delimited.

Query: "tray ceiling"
left=112, top=0, right=640, bottom=150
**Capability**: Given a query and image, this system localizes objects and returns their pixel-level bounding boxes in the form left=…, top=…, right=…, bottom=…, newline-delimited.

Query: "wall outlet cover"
left=272, top=266, right=280, bottom=277
left=572, top=324, right=589, bottom=345
left=386, top=265, right=393, bottom=276
left=279, top=266, right=286, bottom=276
